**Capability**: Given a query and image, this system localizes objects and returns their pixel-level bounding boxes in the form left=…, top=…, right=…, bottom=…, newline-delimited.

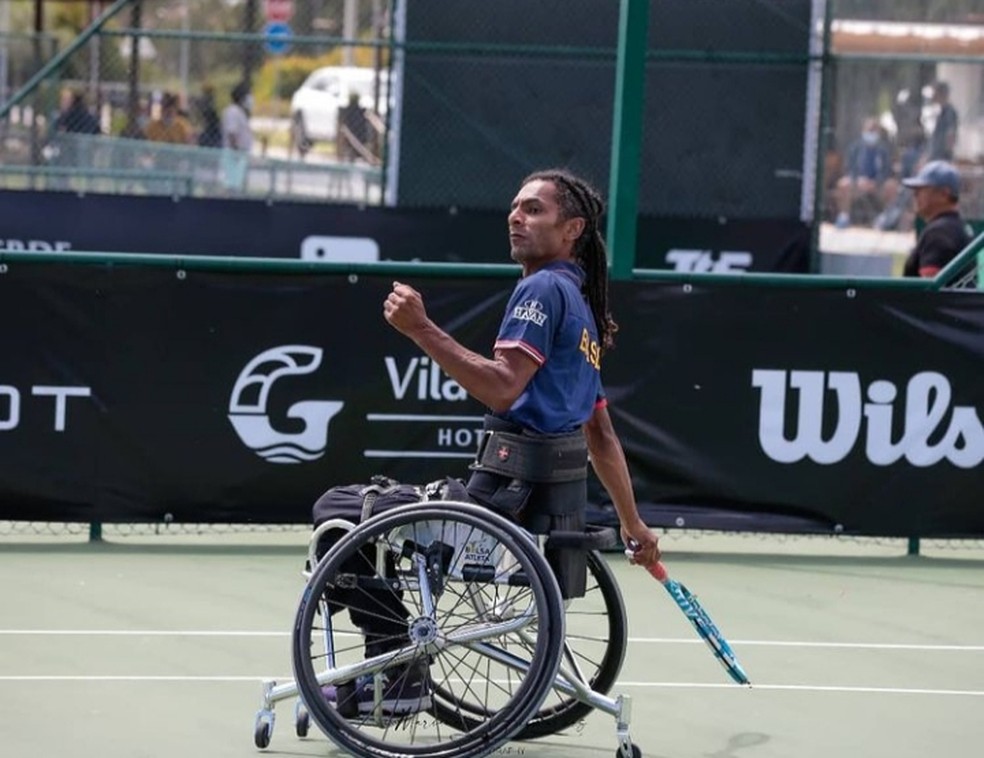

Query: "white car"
left=289, top=66, right=388, bottom=150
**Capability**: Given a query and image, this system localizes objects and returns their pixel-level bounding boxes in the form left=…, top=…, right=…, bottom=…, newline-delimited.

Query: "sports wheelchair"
left=253, top=499, right=643, bottom=757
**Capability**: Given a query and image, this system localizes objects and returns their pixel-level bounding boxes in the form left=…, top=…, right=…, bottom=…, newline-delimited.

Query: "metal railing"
left=0, top=1, right=981, bottom=278
left=935, top=229, right=984, bottom=291
left=12, top=131, right=382, bottom=201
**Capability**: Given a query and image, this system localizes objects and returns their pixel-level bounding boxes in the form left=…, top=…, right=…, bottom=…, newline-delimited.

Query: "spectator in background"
left=119, top=93, right=151, bottom=140
left=928, top=81, right=958, bottom=162
left=338, top=92, right=370, bottom=162
left=891, top=86, right=927, bottom=181
left=144, top=92, right=194, bottom=144
left=834, top=116, right=897, bottom=228
left=219, top=82, right=254, bottom=192
left=874, top=87, right=930, bottom=232
left=902, top=161, right=973, bottom=278
left=49, top=88, right=101, bottom=176
left=195, top=84, right=222, bottom=148
left=221, top=81, right=254, bottom=154
left=54, top=89, right=101, bottom=135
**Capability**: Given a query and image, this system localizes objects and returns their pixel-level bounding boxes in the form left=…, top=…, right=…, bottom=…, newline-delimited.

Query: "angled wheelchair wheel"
left=291, top=501, right=566, bottom=758
left=429, top=548, right=627, bottom=739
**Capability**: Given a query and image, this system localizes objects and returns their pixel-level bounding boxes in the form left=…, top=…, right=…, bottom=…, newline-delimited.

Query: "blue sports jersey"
left=493, top=261, right=605, bottom=434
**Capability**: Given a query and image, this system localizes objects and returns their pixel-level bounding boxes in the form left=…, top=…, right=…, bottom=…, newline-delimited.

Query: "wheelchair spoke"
left=433, top=648, right=493, bottom=720
left=442, top=642, right=523, bottom=703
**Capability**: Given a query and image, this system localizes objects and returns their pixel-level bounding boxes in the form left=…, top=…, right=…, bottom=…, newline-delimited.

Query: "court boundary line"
left=1, top=675, right=983, bottom=697
left=2, top=629, right=982, bottom=652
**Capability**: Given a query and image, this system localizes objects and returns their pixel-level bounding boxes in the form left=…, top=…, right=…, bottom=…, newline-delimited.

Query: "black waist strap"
left=471, top=426, right=588, bottom=483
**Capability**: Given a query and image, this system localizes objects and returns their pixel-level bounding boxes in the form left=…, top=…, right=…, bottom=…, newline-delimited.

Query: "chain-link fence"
left=0, top=0, right=982, bottom=227
left=0, top=0, right=393, bottom=203
left=0, top=0, right=814, bottom=214
left=0, top=29, right=59, bottom=101
left=391, top=0, right=815, bottom=217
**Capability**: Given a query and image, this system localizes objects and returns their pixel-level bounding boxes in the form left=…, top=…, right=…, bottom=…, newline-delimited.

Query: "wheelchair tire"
left=429, top=548, right=628, bottom=739
left=291, top=501, right=566, bottom=758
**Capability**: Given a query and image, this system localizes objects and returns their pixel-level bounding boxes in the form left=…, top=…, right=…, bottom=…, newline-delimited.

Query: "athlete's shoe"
left=322, top=661, right=431, bottom=717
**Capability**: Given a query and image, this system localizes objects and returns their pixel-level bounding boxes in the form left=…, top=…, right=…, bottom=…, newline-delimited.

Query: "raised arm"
left=583, top=403, right=660, bottom=567
left=383, top=281, right=538, bottom=412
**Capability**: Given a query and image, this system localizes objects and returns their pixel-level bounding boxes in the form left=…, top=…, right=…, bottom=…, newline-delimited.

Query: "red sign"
left=264, top=0, right=294, bottom=23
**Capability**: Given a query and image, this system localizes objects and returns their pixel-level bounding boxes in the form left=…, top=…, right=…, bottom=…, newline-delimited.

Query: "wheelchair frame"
left=253, top=500, right=643, bottom=758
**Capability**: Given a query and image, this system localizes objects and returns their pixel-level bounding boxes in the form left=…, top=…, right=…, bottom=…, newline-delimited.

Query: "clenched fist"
left=383, top=281, right=429, bottom=337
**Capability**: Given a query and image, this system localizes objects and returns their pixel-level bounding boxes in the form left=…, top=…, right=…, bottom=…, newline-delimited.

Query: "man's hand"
left=621, top=519, right=660, bottom=568
left=383, top=281, right=429, bottom=337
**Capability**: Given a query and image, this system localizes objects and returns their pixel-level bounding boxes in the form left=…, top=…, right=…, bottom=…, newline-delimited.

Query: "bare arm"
left=583, top=403, right=660, bottom=567
left=383, top=281, right=538, bottom=411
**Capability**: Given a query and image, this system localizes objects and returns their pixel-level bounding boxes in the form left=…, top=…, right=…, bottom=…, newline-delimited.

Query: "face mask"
left=243, top=95, right=254, bottom=112
left=862, top=130, right=879, bottom=145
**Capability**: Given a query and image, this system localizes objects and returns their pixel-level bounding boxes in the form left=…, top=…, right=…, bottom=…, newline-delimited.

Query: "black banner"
left=0, top=191, right=809, bottom=272
left=1, top=263, right=979, bottom=536
left=604, top=284, right=984, bottom=536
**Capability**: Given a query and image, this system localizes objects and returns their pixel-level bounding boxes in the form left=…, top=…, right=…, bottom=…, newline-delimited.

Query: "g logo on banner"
left=228, top=345, right=343, bottom=464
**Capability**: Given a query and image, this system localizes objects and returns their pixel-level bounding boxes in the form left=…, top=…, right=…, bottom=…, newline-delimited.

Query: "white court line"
left=1, top=630, right=982, bottom=652
left=0, top=676, right=275, bottom=681
left=0, top=630, right=359, bottom=639
left=629, top=637, right=984, bottom=652
left=0, top=676, right=982, bottom=697
left=621, top=683, right=984, bottom=697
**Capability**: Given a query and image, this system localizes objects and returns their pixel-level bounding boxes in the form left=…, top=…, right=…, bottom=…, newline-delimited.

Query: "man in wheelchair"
left=319, top=168, right=662, bottom=719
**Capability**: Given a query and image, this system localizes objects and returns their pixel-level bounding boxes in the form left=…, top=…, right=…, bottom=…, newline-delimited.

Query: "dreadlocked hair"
left=522, top=168, right=619, bottom=352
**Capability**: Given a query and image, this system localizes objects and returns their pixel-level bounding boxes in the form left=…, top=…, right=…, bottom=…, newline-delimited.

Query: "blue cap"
left=902, top=160, right=961, bottom=197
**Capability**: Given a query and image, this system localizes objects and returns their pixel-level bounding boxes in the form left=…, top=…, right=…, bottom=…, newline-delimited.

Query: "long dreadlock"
left=521, top=169, right=619, bottom=352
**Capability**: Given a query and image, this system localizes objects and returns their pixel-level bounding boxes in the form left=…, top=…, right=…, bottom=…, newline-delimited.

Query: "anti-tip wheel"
left=294, top=701, right=310, bottom=738
left=254, top=712, right=273, bottom=749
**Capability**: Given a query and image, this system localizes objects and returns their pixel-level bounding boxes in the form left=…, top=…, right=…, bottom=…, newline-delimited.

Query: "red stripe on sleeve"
left=494, top=339, right=546, bottom=365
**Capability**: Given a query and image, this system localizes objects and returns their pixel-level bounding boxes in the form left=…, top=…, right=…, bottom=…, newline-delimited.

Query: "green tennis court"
left=2, top=528, right=982, bottom=758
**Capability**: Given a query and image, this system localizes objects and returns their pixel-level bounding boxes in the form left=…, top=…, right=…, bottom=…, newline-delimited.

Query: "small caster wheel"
left=294, top=700, right=310, bottom=738
left=616, top=744, right=642, bottom=758
left=254, top=710, right=274, bottom=749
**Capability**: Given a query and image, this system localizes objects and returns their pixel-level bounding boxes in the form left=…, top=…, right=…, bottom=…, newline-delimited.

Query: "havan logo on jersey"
left=511, top=299, right=547, bottom=326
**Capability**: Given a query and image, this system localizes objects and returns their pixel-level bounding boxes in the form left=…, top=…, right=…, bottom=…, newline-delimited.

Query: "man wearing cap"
left=901, top=160, right=972, bottom=278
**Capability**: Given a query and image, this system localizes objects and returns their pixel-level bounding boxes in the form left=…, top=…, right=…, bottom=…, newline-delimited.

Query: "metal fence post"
left=606, top=0, right=650, bottom=282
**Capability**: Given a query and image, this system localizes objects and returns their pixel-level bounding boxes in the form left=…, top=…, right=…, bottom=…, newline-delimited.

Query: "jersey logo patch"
left=511, top=299, right=547, bottom=326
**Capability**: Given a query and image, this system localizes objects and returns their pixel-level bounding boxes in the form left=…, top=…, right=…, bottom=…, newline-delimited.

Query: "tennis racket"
left=630, top=550, right=751, bottom=685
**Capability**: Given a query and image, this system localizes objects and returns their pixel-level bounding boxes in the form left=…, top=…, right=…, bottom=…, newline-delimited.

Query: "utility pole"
left=0, top=0, right=10, bottom=106
left=30, top=0, right=43, bottom=166
left=342, top=0, right=357, bottom=66
left=124, top=0, right=142, bottom=138
left=244, top=0, right=259, bottom=86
